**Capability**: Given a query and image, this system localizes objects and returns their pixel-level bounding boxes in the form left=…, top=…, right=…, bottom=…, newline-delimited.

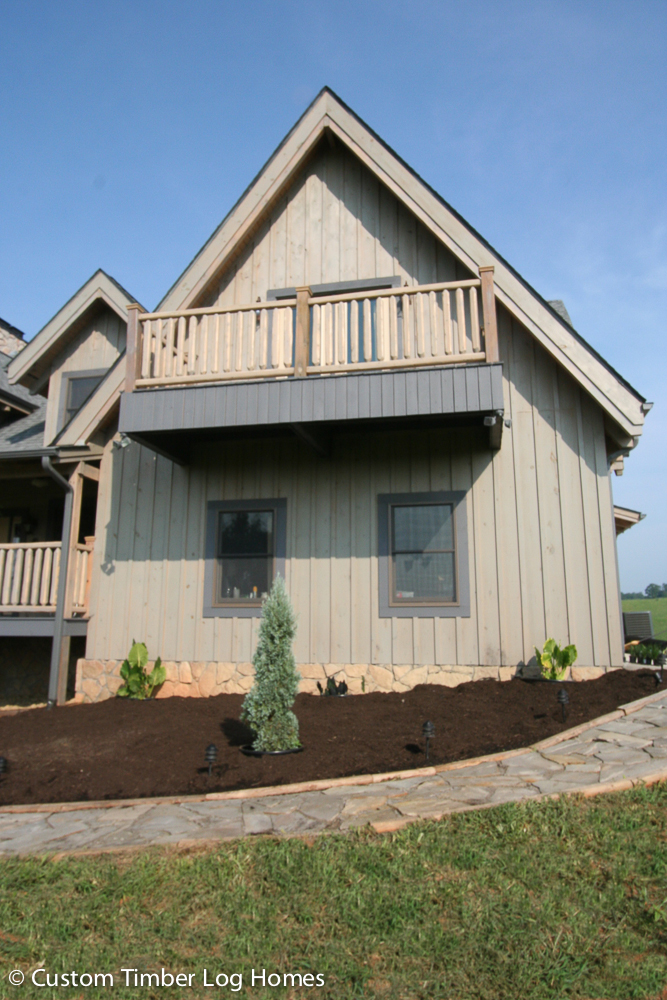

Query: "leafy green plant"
left=630, top=643, right=664, bottom=664
left=534, top=638, right=578, bottom=680
left=241, top=577, right=301, bottom=752
left=116, top=641, right=165, bottom=699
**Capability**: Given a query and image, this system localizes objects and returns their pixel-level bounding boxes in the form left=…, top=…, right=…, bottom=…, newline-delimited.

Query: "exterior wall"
left=199, top=142, right=472, bottom=309
left=44, top=305, right=126, bottom=445
left=81, top=306, right=623, bottom=701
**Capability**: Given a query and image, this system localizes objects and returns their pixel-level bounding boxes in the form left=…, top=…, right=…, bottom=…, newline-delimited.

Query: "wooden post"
left=294, top=287, right=311, bottom=378
left=479, top=266, right=499, bottom=364
left=83, top=536, right=95, bottom=616
left=125, top=303, right=145, bottom=393
left=64, top=464, right=84, bottom=618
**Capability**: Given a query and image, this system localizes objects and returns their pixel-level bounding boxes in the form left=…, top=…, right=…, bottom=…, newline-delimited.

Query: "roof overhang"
left=8, top=270, right=139, bottom=391
left=614, top=505, right=646, bottom=535
left=158, top=88, right=645, bottom=440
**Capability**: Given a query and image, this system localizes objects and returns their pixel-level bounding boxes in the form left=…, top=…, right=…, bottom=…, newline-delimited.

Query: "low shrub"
left=116, top=641, right=166, bottom=699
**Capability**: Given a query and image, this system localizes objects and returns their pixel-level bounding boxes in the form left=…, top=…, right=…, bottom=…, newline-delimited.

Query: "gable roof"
left=53, top=353, right=125, bottom=447
left=159, top=87, right=645, bottom=440
left=7, top=269, right=138, bottom=391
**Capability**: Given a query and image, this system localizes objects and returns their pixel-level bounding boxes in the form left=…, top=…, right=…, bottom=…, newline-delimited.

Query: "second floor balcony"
left=120, top=268, right=504, bottom=460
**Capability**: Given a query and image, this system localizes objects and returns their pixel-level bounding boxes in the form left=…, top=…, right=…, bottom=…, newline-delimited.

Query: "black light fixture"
left=205, top=744, right=218, bottom=777
left=557, top=688, right=569, bottom=722
left=422, top=721, right=435, bottom=761
left=656, top=654, right=666, bottom=686
left=0, top=757, right=7, bottom=779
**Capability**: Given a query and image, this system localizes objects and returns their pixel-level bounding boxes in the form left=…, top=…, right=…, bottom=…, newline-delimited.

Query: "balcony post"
left=479, top=266, right=499, bottom=364
left=125, top=303, right=146, bottom=393
left=294, top=286, right=312, bottom=377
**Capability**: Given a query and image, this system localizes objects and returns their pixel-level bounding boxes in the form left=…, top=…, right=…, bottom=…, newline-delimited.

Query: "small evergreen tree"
left=241, top=576, right=300, bottom=752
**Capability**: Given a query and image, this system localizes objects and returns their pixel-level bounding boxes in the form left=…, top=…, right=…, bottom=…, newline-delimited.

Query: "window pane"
left=393, top=552, right=456, bottom=602
left=67, top=375, right=103, bottom=416
left=393, top=504, right=453, bottom=553
left=218, top=556, right=271, bottom=601
left=218, top=510, right=273, bottom=556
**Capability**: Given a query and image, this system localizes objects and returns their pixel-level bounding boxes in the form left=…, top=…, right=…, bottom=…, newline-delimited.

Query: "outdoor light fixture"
left=557, top=688, right=569, bottom=722
left=0, top=757, right=7, bottom=778
left=422, top=721, right=435, bottom=761
left=205, top=744, right=218, bottom=777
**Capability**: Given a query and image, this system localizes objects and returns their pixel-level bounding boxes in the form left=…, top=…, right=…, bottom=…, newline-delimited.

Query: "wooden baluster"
left=443, top=290, right=453, bottom=354
left=175, top=316, right=186, bottom=375
left=10, top=548, right=23, bottom=606
left=285, top=307, right=294, bottom=369
left=40, top=548, right=52, bottom=606
left=415, top=293, right=426, bottom=357
left=83, top=538, right=94, bottom=615
left=50, top=546, right=61, bottom=607
left=470, top=287, right=481, bottom=352
left=212, top=314, right=220, bottom=373
left=376, top=296, right=387, bottom=362
left=247, top=311, right=257, bottom=371
left=20, top=548, right=33, bottom=606
left=2, top=549, right=14, bottom=605
left=223, top=314, right=232, bottom=372
left=200, top=315, right=209, bottom=374
left=125, top=303, right=145, bottom=392
left=0, top=549, right=5, bottom=605
left=311, top=304, right=321, bottom=367
left=429, top=291, right=439, bottom=356
left=322, top=302, right=331, bottom=366
left=164, top=318, right=175, bottom=377
left=389, top=296, right=399, bottom=359
left=363, top=298, right=372, bottom=361
left=350, top=300, right=359, bottom=363
left=258, top=309, right=268, bottom=369
left=402, top=293, right=412, bottom=358
left=479, top=266, right=499, bottom=362
left=272, top=310, right=283, bottom=369
left=187, top=315, right=198, bottom=374
left=337, top=301, right=347, bottom=365
left=456, top=287, right=467, bottom=354
left=30, top=547, right=43, bottom=606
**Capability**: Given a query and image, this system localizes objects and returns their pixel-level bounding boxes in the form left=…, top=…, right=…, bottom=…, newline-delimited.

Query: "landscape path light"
left=0, top=757, right=6, bottom=779
left=422, top=721, right=435, bottom=762
left=557, top=688, right=569, bottom=723
left=205, top=744, right=218, bottom=777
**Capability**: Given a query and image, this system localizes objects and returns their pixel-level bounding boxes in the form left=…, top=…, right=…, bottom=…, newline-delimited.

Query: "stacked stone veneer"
left=75, top=659, right=608, bottom=704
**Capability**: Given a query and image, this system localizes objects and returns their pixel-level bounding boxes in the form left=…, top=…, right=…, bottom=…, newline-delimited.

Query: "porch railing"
left=0, top=540, right=94, bottom=616
left=126, top=267, right=499, bottom=391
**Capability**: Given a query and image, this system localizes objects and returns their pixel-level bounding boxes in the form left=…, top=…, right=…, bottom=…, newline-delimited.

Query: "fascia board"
left=53, top=356, right=124, bottom=447
left=8, top=274, right=135, bottom=387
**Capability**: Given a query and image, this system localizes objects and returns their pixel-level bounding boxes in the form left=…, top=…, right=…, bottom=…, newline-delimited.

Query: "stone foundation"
left=74, top=658, right=609, bottom=704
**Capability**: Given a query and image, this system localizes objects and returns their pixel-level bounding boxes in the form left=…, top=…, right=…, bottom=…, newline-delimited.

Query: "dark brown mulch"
left=0, top=670, right=664, bottom=807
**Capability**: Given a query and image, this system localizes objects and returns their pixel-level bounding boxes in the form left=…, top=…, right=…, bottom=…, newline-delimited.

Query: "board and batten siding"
left=44, top=305, right=126, bottom=445
left=198, top=141, right=472, bottom=309
left=86, top=306, right=623, bottom=679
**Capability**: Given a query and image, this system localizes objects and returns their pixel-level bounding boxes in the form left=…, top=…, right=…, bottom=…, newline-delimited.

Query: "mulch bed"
left=0, top=670, right=664, bottom=807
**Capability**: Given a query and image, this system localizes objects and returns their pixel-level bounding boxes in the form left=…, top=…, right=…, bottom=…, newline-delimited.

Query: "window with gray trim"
left=377, top=491, right=470, bottom=618
left=203, top=499, right=287, bottom=617
left=58, top=369, right=106, bottom=430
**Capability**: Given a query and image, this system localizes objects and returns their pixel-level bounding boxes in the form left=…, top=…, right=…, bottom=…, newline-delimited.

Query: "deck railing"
left=0, top=540, right=94, bottom=616
left=126, top=267, right=499, bottom=391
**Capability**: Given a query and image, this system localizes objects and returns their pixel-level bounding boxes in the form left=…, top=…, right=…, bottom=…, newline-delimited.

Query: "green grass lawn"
left=2, top=786, right=667, bottom=1000
left=623, top=597, right=667, bottom=640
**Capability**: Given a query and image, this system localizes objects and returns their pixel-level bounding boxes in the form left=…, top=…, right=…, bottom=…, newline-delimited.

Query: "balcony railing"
left=0, top=539, right=94, bottom=616
left=126, top=267, right=499, bottom=391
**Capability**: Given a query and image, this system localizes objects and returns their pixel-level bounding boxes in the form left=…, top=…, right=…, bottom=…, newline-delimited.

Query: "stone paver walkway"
left=1, top=691, right=666, bottom=856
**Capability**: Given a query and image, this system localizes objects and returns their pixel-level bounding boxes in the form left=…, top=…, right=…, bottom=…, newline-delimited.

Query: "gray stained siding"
left=198, top=141, right=472, bottom=309
left=119, top=365, right=505, bottom=435
left=88, top=307, right=623, bottom=670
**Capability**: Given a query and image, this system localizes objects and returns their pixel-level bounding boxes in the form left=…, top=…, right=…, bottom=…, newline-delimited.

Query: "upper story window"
left=59, top=369, right=106, bottom=429
left=377, top=491, right=470, bottom=618
left=204, top=499, right=287, bottom=617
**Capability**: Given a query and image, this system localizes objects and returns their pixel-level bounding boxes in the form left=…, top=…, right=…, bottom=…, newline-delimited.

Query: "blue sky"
left=1, top=0, right=665, bottom=591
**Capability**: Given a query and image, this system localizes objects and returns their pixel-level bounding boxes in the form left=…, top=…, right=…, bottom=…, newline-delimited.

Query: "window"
left=204, top=499, right=287, bottom=617
left=377, top=491, right=470, bottom=618
left=59, top=370, right=106, bottom=429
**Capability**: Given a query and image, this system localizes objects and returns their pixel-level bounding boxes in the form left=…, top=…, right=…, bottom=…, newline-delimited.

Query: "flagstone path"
left=1, top=691, right=666, bottom=857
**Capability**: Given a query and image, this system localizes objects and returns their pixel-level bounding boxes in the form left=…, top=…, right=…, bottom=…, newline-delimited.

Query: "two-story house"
left=3, top=89, right=648, bottom=707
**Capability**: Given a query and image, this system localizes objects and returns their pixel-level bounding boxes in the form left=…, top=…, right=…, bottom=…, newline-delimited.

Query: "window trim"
left=57, top=368, right=107, bottom=432
left=377, top=491, right=470, bottom=618
left=203, top=498, right=287, bottom=617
